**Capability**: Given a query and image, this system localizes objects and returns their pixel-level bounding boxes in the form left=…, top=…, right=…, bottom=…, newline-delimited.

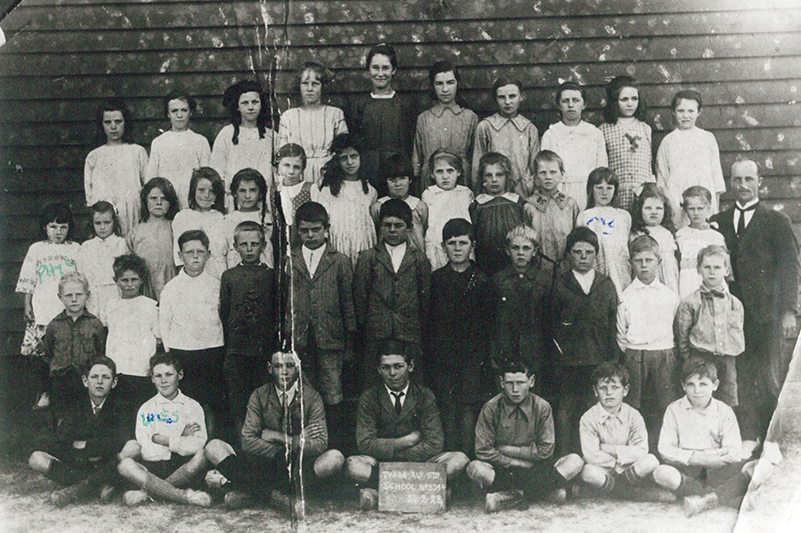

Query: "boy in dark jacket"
left=283, top=201, right=356, bottom=446
left=551, top=227, right=618, bottom=456
left=354, top=199, right=431, bottom=390
left=28, top=357, right=134, bottom=506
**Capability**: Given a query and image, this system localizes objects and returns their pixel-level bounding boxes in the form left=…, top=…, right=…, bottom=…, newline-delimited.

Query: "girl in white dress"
left=210, top=80, right=275, bottom=212
left=318, top=134, right=377, bottom=265
left=577, top=167, right=631, bottom=295
left=172, top=168, right=229, bottom=279
left=84, top=98, right=148, bottom=234
left=278, top=62, right=348, bottom=186
left=422, top=149, right=474, bottom=270
left=675, top=186, right=726, bottom=298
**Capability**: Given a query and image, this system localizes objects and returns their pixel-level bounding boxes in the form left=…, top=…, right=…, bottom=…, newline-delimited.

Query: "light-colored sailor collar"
left=430, top=103, right=465, bottom=118
left=487, top=113, right=530, bottom=132
left=475, top=192, right=519, bottom=204
left=526, top=188, right=568, bottom=212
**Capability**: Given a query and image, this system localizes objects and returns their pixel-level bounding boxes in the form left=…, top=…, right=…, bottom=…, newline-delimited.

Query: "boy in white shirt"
left=117, top=353, right=210, bottom=507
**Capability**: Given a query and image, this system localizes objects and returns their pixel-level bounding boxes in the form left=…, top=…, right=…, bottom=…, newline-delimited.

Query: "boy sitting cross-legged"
left=467, top=359, right=584, bottom=513
left=28, top=357, right=135, bottom=506
left=344, top=341, right=469, bottom=511
left=653, top=358, right=758, bottom=516
left=579, top=362, right=674, bottom=501
left=117, top=352, right=211, bottom=507
left=202, top=351, right=344, bottom=515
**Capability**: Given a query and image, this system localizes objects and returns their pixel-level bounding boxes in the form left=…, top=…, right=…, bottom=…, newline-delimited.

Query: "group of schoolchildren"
left=15, top=42, right=775, bottom=518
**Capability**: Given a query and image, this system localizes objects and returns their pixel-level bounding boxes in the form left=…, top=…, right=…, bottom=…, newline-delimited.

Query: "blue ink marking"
left=586, top=217, right=615, bottom=236
left=140, top=409, right=180, bottom=426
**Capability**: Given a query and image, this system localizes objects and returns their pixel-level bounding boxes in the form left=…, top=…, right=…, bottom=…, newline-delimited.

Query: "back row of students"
left=83, top=44, right=725, bottom=234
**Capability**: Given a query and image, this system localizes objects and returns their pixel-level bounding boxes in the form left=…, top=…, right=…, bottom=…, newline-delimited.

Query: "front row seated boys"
left=344, top=341, right=469, bottom=510
left=653, top=358, right=761, bottom=517
left=117, top=352, right=212, bottom=507
left=579, top=362, right=670, bottom=501
left=203, top=350, right=344, bottom=512
left=29, top=357, right=133, bottom=506
left=467, top=359, right=584, bottom=512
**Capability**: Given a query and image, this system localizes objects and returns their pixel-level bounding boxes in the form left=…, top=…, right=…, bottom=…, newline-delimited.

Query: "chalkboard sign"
left=378, top=462, right=447, bottom=513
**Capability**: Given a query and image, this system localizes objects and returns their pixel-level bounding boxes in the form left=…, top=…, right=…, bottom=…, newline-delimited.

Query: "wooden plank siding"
left=0, top=0, right=799, bottom=356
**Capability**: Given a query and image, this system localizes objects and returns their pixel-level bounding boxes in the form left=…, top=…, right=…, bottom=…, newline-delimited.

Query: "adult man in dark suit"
left=343, top=341, right=469, bottom=510
left=709, top=158, right=799, bottom=448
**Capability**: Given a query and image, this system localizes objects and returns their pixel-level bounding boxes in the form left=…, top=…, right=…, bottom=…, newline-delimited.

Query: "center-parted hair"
left=585, top=167, right=620, bottom=208
left=188, top=167, right=226, bottom=213
left=628, top=233, right=660, bottom=258
left=295, top=201, right=330, bottom=229
left=565, top=226, right=599, bottom=254
left=428, top=60, right=466, bottom=106
left=478, top=152, right=513, bottom=193
left=379, top=198, right=413, bottom=228
left=178, top=229, right=210, bottom=251
left=321, top=133, right=370, bottom=197
left=630, top=182, right=676, bottom=234
left=491, top=76, right=524, bottom=99
left=296, top=61, right=334, bottom=95
left=441, top=218, right=473, bottom=243
left=96, top=97, right=134, bottom=145
left=555, top=81, right=587, bottom=106
left=366, top=43, right=398, bottom=70
left=591, top=361, right=630, bottom=388
left=534, top=149, right=565, bottom=174
left=221, top=79, right=271, bottom=144
left=89, top=201, right=122, bottom=237
left=603, top=75, right=648, bottom=124
left=140, top=177, right=180, bottom=222
left=428, top=148, right=464, bottom=177
left=275, top=143, right=308, bottom=170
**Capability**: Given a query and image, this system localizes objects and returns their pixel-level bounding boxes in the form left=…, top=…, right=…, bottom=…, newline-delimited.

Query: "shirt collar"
left=500, top=393, right=535, bottom=421
left=735, top=199, right=759, bottom=211
left=154, top=390, right=187, bottom=406
left=430, top=103, right=464, bottom=118
left=385, top=382, right=410, bottom=400
left=276, top=382, right=299, bottom=406
left=629, top=277, right=663, bottom=291
left=487, top=113, right=530, bottom=132
left=385, top=241, right=407, bottom=254
left=527, top=188, right=568, bottom=212
left=91, top=397, right=107, bottom=412
left=371, top=90, right=396, bottom=99
left=475, top=192, right=519, bottom=204
left=593, top=402, right=625, bottom=423
left=679, top=396, right=717, bottom=417
left=699, top=282, right=729, bottom=297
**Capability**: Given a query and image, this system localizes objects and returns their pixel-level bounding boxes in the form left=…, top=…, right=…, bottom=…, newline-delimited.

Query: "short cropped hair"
left=378, top=340, right=412, bottom=365
left=565, top=226, right=599, bottom=254
left=591, top=362, right=630, bottom=388
left=681, top=185, right=712, bottom=207
left=83, top=356, right=117, bottom=378
left=696, top=244, right=731, bottom=272
left=555, top=81, right=587, bottom=106
left=629, top=234, right=660, bottom=258
left=178, top=229, right=209, bottom=251
left=534, top=150, right=565, bottom=174
left=492, top=77, right=523, bottom=99
left=441, top=218, right=473, bottom=243
left=113, top=253, right=149, bottom=281
left=681, top=356, right=717, bottom=384
left=505, top=224, right=538, bottom=248
left=58, top=271, right=89, bottom=294
left=234, top=220, right=265, bottom=244
left=379, top=152, right=414, bottom=182
left=162, top=90, right=197, bottom=118
left=499, top=359, right=533, bottom=378
left=150, top=352, right=182, bottom=374
left=275, top=143, right=308, bottom=170
left=295, top=201, right=330, bottom=228
left=379, top=198, right=413, bottom=228
left=672, top=89, right=702, bottom=111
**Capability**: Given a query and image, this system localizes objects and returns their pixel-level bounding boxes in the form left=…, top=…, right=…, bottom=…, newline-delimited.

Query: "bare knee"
left=204, top=439, right=235, bottom=466
left=314, top=449, right=345, bottom=479
left=555, top=453, right=584, bottom=480
left=28, top=451, right=53, bottom=473
left=652, top=464, right=681, bottom=490
left=580, top=464, right=607, bottom=486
